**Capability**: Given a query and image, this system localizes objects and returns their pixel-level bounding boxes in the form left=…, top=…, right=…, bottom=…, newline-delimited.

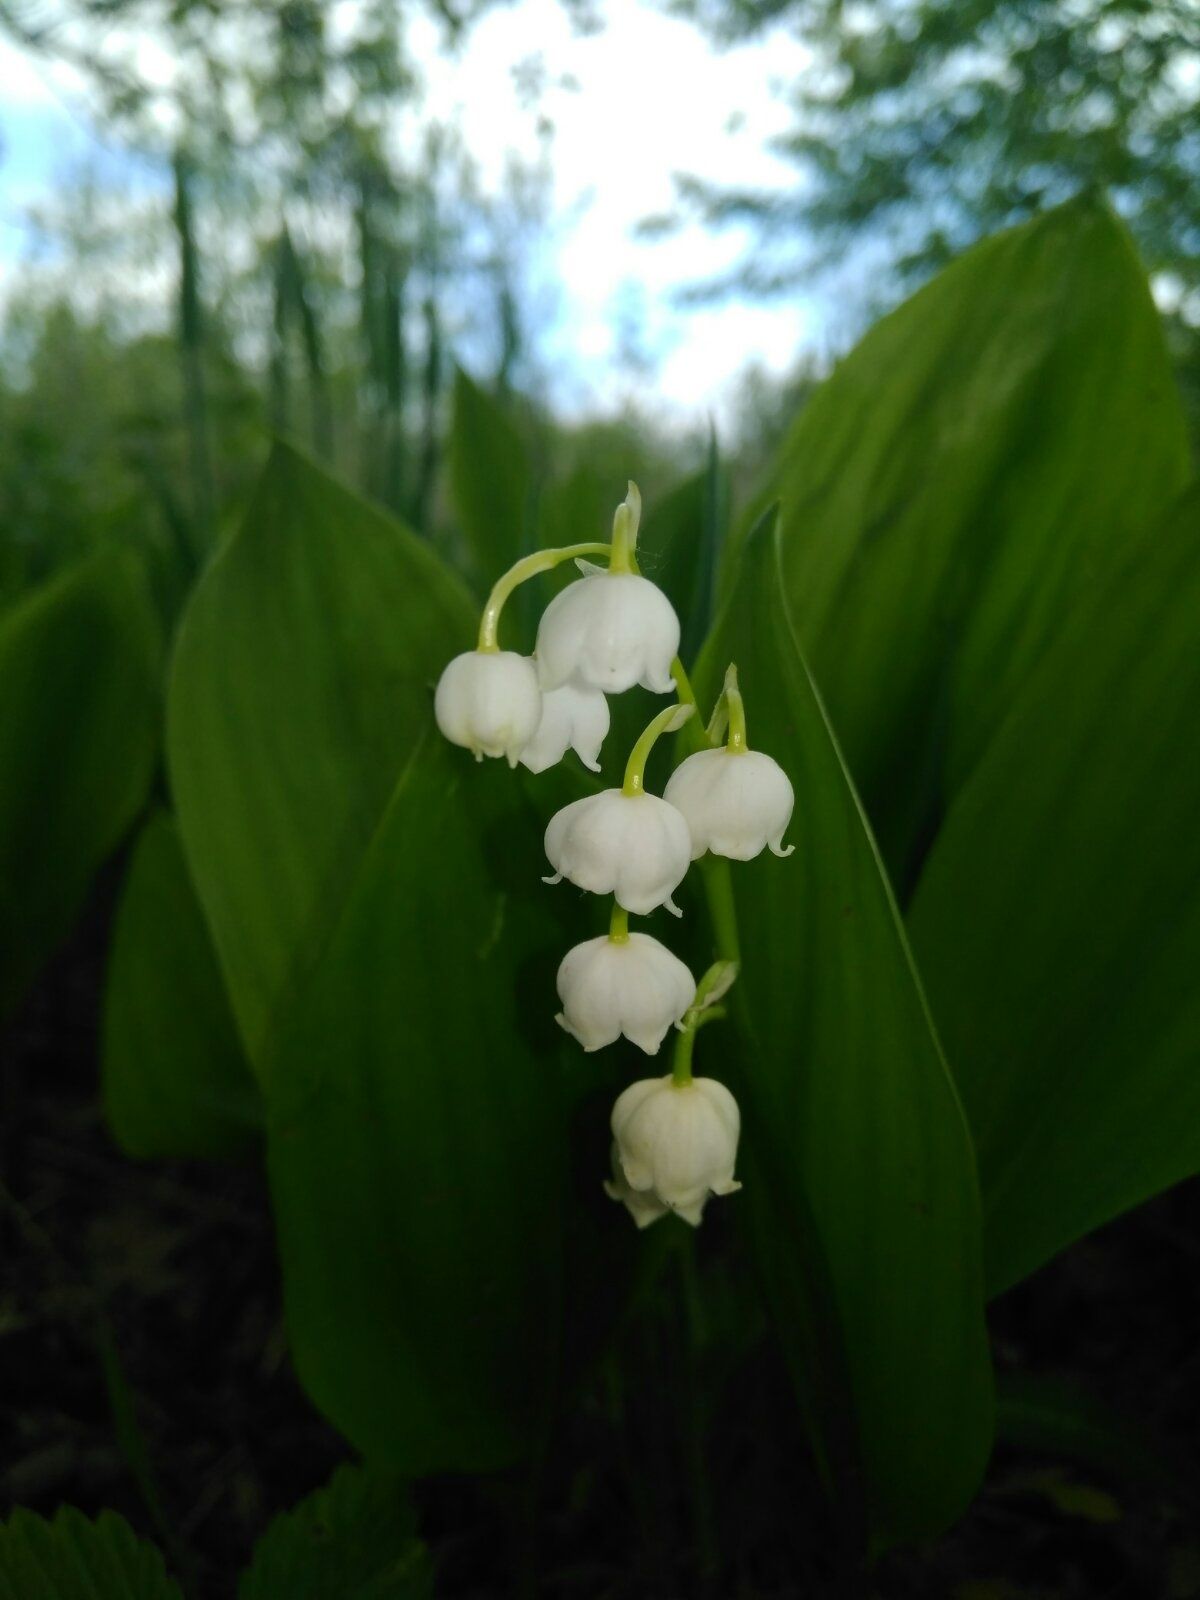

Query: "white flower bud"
left=663, top=747, right=795, bottom=861
left=602, top=1143, right=669, bottom=1229
left=519, top=680, right=610, bottom=774
left=556, top=932, right=696, bottom=1054
left=535, top=573, right=681, bottom=695
left=544, top=789, right=692, bottom=915
left=434, top=649, right=543, bottom=767
left=609, top=1075, right=742, bottom=1227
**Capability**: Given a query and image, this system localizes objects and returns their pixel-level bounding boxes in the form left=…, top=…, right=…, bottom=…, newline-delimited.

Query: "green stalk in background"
left=172, top=149, right=215, bottom=564
left=382, top=244, right=409, bottom=514
left=272, top=226, right=334, bottom=461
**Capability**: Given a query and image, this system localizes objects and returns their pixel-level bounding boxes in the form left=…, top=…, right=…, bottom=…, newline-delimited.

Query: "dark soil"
left=3, top=872, right=1200, bottom=1599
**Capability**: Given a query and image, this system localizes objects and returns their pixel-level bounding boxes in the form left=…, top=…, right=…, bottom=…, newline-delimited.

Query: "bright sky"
left=0, top=1, right=812, bottom=427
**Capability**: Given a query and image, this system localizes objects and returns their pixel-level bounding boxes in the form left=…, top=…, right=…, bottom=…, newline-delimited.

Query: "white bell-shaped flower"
left=602, top=1143, right=669, bottom=1230
left=544, top=790, right=692, bottom=915
left=519, top=679, right=609, bottom=774
left=434, top=649, right=543, bottom=767
left=663, top=747, right=795, bottom=860
left=556, top=932, right=696, bottom=1054
left=609, top=1074, right=742, bottom=1227
left=535, top=572, right=681, bottom=696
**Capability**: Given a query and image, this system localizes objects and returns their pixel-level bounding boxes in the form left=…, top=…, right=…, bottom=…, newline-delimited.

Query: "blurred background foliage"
left=0, top=0, right=691, bottom=610
left=3, top=0, right=1198, bottom=615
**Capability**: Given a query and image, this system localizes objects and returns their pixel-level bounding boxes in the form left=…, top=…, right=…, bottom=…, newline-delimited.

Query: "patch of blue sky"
left=0, top=1, right=815, bottom=427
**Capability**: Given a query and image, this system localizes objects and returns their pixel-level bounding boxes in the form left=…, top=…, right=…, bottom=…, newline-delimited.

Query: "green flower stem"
left=608, top=481, right=642, bottom=575
left=671, top=657, right=716, bottom=760
left=671, top=1021, right=697, bottom=1087
left=476, top=542, right=612, bottom=652
left=700, top=857, right=741, bottom=967
left=671, top=655, right=700, bottom=716
left=609, top=900, right=629, bottom=944
left=669, top=658, right=742, bottom=962
left=622, top=703, right=694, bottom=796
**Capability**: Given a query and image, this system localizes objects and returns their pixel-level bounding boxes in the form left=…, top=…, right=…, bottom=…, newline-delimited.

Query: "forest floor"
left=3, top=868, right=1200, bottom=1600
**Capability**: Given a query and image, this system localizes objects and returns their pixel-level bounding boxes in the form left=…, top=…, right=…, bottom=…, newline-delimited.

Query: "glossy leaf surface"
left=168, top=442, right=476, bottom=1070
left=0, top=549, right=159, bottom=1019
left=640, top=450, right=725, bottom=669
left=448, top=366, right=532, bottom=594
left=169, top=445, right=563, bottom=1470
left=695, top=511, right=993, bottom=1551
left=909, top=486, right=1200, bottom=1293
left=266, top=737, right=566, bottom=1470
left=103, top=811, right=261, bottom=1161
left=763, top=197, right=1189, bottom=890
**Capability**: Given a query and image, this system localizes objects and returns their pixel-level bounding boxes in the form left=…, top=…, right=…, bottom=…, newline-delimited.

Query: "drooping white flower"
left=609, top=1075, right=742, bottom=1227
left=519, top=679, right=610, bottom=774
left=434, top=650, right=543, bottom=767
left=535, top=572, right=681, bottom=696
left=602, top=1143, right=669, bottom=1229
left=556, top=932, right=696, bottom=1054
left=663, top=747, right=795, bottom=861
left=544, top=789, right=692, bottom=915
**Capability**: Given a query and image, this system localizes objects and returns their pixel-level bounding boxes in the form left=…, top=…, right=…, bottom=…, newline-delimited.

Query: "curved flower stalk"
left=665, top=665, right=795, bottom=859
left=433, top=535, right=611, bottom=768
left=431, top=482, right=794, bottom=1237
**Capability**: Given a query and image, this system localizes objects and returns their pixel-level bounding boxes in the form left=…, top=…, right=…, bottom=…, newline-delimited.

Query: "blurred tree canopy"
left=0, top=0, right=581, bottom=603
left=668, top=0, right=1200, bottom=406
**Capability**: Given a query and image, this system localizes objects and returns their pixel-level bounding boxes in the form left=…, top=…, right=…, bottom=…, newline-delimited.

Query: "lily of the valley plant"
left=435, top=483, right=795, bottom=1227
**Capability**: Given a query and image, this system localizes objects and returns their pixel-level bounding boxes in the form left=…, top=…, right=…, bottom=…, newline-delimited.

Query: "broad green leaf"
left=102, top=811, right=261, bottom=1161
left=167, top=442, right=476, bottom=1071
left=763, top=196, right=1189, bottom=892
left=534, top=461, right=614, bottom=561
left=266, top=736, right=566, bottom=1471
left=0, top=549, right=159, bottom=1020
left=908, top=485, right=1200, bottom=1294
left=0, top=1508, right=182, bottom=1600
left=695, top=510, right=993, bottom=1551
left=447, top=366, right=532, bottom=594
left=239, top=1462, right=430, bottom=1599
left=641, top=448, right=725, bottom=669
left=168, top=443, right=565, bottom=1470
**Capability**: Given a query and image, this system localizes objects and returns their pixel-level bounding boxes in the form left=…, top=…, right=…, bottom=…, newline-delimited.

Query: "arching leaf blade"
left=103, top=811, right=260, bottom=1161
left=695, top=509, right=994, bottom=1550
left=908, top=485, right=1200, bottom=1294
